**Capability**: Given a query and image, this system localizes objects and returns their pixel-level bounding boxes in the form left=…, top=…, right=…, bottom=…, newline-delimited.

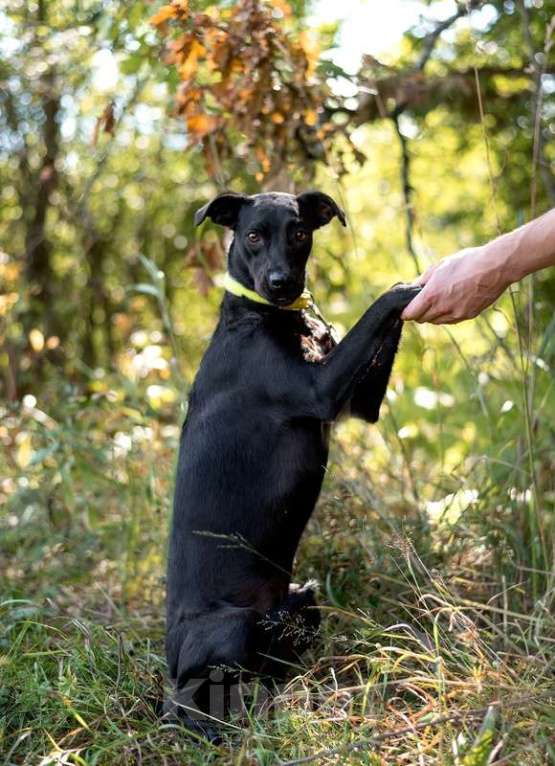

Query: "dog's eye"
left=295, top=230, right=308, bottom=242
left=247, top=231, right=261, bottom=244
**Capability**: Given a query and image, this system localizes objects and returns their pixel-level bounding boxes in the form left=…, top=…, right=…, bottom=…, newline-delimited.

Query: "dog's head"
left=194, top=191, right=346, bottom=306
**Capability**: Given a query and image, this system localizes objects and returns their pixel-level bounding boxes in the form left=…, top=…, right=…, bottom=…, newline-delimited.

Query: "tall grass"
left=1, top=284, right=554, bottom=762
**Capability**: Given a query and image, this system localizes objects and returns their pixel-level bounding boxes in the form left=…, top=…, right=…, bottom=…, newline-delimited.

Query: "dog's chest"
left=297, top=311, right=336, bottom=363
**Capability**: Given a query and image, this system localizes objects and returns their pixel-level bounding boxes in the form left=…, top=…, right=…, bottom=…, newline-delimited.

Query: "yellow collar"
left=223, top=272, right=314, bottom=311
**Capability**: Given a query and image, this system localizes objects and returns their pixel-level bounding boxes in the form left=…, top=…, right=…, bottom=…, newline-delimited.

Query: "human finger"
left=427, top=313, right=461, bottom=325
left=417, top=261, right=441, bottom=285
left=401, top=289, right=435, bottom=320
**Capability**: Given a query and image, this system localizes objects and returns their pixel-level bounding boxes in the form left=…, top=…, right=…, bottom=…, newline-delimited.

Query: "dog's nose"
left=267, top=270, right=289, bottom=290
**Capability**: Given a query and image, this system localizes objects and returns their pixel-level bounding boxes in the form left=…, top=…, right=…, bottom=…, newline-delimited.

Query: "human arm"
left=401, top=208, right=555, bottom=324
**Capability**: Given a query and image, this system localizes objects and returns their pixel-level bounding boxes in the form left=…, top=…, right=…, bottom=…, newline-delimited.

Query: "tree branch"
left=517, top=0, right=555, bottom=207
left=385, top=2, right=483, bottom=273
left=353, top=65, right=549, bottom=127
left=415, top=2, right=480, bottom=72
left=392, top=114, right=421, bottom=274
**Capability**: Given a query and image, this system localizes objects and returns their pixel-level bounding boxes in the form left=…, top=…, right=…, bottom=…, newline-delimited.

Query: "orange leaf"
left=304, top=109, right=318, bottom=127
left=179, top=38, right=205, bottom=81
left=255, top=147, right=271, bottom=172
left=238, top=87, right=254, bottom=102
left=272, top=0, right=292, bottom=16
left=149, top=4, right=177, bottom=26
left=298, top=30, right=320, bottom=78
left=204, top=27, right=227, bottom=49
left=186, top=113, right=217, bottom=138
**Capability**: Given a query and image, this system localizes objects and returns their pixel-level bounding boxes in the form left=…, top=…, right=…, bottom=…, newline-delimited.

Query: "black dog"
left=165, top=191, right=420, bottom=731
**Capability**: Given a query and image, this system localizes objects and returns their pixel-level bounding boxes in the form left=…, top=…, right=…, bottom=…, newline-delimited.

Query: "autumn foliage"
left=151, top=0, right=330, bottom=182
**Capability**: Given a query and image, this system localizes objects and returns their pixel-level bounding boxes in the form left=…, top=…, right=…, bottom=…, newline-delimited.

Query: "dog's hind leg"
left=258, top=581, right=320, bottom=679
left=164, top=606, right=260, bottom=739
left=165, top=589, right=320, bottom=736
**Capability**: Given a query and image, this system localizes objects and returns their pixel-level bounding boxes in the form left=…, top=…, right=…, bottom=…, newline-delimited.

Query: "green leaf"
left=462, top=707, right=497, bottom=766
left=120, top=54, right=144, bottom=75
left=130, top=283, right=160, bottom=297
left=128, top=2, right=147, bottom=30
left=139, top=254, right=165, bottom=283
left=29, top=443, right=59, bottom=466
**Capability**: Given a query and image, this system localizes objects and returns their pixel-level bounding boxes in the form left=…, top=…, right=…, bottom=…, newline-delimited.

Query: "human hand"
left=401, top=245, right=511, bottom=324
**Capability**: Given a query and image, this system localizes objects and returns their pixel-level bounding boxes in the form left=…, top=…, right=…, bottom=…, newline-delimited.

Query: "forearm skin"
left=492, top=208, right=555, bottom=284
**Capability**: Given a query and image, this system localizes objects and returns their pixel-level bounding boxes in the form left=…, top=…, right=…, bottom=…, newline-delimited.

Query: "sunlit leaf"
left=120, top=54, right=143, bottom=75
left=304, top=109, right=318, bottom=126
left=15, top=433, right=32, bottom=469
left=179, top=38, right=205, bottom=80
left=272, top=0, right=292, bottom=17
left=0, top=293, right=19, bottom=317
left=462, top=707, right=496, bottom=766
left=149, top=4, right=178, bottom=27
left=29, top=329, right=45, bottom=352
left=131, top=284, right=161, bottom=298
left=186, top=113, right=217, bottom=138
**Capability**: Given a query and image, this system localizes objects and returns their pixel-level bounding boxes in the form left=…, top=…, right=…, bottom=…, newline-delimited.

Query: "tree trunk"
left=24, top=68, right=60, bottom=335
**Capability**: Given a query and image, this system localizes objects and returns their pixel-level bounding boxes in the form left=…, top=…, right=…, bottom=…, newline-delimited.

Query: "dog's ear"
left=296, top=191, right=346, bottom=230
left=194, top=192, right=251, bottom=229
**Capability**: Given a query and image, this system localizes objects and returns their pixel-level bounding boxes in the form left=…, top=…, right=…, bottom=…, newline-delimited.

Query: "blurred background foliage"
left=1, top=1, right=555, bottom=762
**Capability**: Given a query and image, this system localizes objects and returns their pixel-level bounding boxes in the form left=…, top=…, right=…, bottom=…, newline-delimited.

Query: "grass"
left=1, top=365, right=554, bottom=764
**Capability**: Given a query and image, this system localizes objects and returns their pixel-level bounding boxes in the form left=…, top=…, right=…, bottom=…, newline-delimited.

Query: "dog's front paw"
left=385, top=283, right=422, bottom=311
